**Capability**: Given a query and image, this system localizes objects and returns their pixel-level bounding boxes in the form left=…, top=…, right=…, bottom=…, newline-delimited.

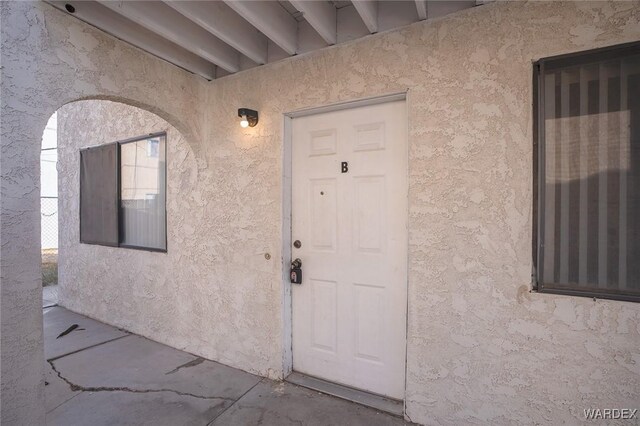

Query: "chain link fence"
left=42, top=112, right=58, bottom=286
left=41, top=196, right=58, bottom=249
left=41, top=196, right=58, bottom=286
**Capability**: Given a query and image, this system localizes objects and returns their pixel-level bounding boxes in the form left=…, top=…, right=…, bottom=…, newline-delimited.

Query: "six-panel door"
left=291, top=100, right=408, bottom=399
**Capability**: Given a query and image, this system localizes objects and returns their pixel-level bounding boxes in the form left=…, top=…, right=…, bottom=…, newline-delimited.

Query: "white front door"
left=291, top=100, right=408, bottom=399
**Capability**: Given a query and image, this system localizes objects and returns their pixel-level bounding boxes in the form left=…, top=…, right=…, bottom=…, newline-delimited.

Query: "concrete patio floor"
left=43, top=284, right=59, bottom=308
left=43, top=304, right=412, bottom=425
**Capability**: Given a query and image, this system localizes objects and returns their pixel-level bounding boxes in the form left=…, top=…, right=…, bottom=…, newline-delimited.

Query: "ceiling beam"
left=224, top=1, right=297, bottom=56
left=165, top=1, right=268, bottom=65
left=288, top=0, right=337, bottom=46
left=99, top=0, right=240, bottom=73
left=45, top=1, right=216, bottom=80
left=415, top=0, right=428, bottom=20
left=351, top=0, right=378, bottom=34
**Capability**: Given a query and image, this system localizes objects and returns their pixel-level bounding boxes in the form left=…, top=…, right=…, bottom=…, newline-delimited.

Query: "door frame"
left=281, top=91, right=409, bottom=394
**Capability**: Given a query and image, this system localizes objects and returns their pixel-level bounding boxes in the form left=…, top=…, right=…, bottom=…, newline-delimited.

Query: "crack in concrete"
left=165, top=357, right=205, bottom=375
left=47, top=334, right=130, bottom=362
left=47, top=360, right=235, bottom=402
left=206, top=379, right=263, bottom=425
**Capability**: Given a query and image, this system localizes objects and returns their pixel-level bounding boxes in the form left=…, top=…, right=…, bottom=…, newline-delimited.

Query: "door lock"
left=290, top=258, right=302, bottom=284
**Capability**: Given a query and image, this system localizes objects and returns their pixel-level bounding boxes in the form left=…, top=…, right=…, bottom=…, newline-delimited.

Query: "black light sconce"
left=238, top=108, right=258, bottom=128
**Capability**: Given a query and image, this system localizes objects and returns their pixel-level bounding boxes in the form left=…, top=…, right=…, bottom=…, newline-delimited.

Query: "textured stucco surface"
left=0, top=1, right=205, bottom=423
left=3, top=0, right=640, bottom=424
left=58, top=99, right=286, bottom=380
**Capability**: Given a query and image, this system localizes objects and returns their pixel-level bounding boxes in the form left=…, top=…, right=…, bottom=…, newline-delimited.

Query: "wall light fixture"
left=238, top=108, right=258, bottom=128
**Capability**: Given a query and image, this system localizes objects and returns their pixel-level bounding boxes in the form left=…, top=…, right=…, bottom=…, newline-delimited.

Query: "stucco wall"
left=7, top=0, right=640, bottom=424
left=60, top=2, right=640, bottom=424
left=0, top=1, right=206, bottom=423
left=58, top=100, right=221, bottom=366
left=202, top=4, right=640, bottom=423
left=58, top=98, right=288, bottom=379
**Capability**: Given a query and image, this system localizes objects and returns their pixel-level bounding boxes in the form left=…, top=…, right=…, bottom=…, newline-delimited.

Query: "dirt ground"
left=42, top=248, right=58, bottom=286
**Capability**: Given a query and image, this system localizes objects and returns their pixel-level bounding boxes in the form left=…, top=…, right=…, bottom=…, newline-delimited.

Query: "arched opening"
left=41, top=99, right=200, bottom=416
left=41, top=112, right=59, bottom=308
left=1, top=4, right=207, bottom=422
left=38, top=96, right=199, bottom=312
left=60, top=95, right=202, bottom=163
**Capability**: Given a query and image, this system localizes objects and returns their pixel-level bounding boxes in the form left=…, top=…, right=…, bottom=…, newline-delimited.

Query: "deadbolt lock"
left=290, top=258, right=302, bottom=284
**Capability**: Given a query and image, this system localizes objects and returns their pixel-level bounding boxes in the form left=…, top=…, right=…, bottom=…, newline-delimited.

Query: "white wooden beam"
left=351, top=0, right=378, bottom=34
left=224, top=0, right=297, bottom=56
left=45, top=1, right=216, bottom=79
left=289, top=0, right=337, bottom=46
left=99, top=0, right=240, bottom=73
left=165, top=1, right=268, bottom=65
left=415, top=0, right=427, bottom=20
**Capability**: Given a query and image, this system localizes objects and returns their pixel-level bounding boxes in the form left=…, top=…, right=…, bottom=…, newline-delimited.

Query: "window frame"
left=533, top=41, right=640, bottom=303
left=79, top=131, right=168, bottom=253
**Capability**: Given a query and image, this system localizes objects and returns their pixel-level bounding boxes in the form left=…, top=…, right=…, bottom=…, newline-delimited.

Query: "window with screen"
left=80, top=143, right=119, bottom=246
left=534, top=42, right=640, bottom=302
left=79, top=133, right=166, bottom=252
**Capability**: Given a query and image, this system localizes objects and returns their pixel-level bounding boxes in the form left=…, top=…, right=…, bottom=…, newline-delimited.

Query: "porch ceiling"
left=45, top=0, right=482, bottom=81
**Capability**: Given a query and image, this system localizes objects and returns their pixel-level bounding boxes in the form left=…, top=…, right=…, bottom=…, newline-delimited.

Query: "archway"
left=1, top=3, right=206, bottom=423
left=40, top=98, right=199, bottom=416
left=41, top=112, right=59, bottom=307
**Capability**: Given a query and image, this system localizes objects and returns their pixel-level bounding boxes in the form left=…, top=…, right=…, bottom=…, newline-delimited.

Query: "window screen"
left=79, top=133, right=166, bottom=252
left=80, top=143, right=119, bottom=246
left=119, top=135, right=166, bottom=250
left=535, top=42, right=640, bottom=301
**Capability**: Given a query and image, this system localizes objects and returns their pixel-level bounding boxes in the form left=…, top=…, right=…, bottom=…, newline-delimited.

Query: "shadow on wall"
left=540, top=68, right=640, bottom=295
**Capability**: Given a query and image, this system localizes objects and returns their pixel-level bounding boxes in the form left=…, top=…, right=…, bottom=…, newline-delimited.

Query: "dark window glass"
left=535, top=43, right=640, bottom=302
left=79, top=133, right=166, bottom=252
left=80, top=144, right=119, bottom=246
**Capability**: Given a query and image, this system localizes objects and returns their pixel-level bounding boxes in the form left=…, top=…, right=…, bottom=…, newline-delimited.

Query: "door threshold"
left=285, top=372, right=403, bottom=417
